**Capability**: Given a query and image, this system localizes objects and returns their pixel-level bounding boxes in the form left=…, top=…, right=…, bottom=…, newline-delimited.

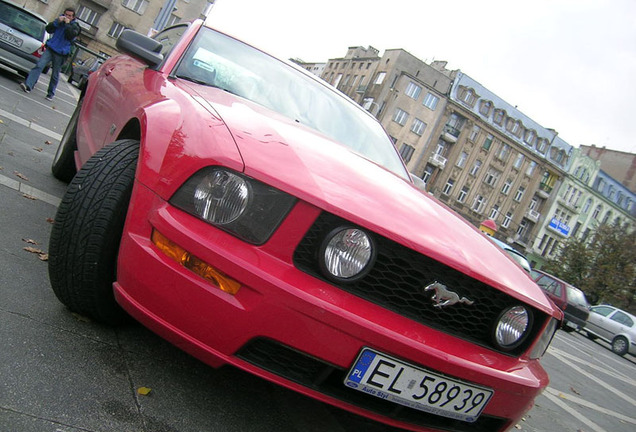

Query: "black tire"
left=611, top=336, right=629, bottom=356
left=52, top=99, right=82, bottom=182
left=48, top=139, right=140, bottom=324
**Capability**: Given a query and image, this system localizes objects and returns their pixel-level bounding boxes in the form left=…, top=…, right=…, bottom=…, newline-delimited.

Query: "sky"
left=206, top=0, right=636, bottom=154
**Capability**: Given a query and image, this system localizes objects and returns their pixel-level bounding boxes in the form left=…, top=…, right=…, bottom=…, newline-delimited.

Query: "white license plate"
left=0, top=30, right=22, bottom=47
left=344, top=348, right=493, bottom=422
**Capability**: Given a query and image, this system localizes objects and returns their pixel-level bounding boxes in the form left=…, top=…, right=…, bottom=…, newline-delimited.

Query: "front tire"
left=611, top=336, right=629, bottom=356
left=48, top=139, right=140, bottom=324
left=52, top=99, right=82, bottom=182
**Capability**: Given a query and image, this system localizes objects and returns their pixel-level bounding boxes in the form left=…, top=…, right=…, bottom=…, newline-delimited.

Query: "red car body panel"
left=72, top=20, right=559, bottom=431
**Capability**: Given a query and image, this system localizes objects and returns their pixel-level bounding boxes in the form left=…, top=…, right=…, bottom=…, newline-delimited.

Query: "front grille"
left=237, top=338, right=508, bottom=432
left=293, top=212, right=546, bottom=356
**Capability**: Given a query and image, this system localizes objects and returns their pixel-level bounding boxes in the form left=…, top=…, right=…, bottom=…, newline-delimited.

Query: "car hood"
left=186, top=85, right=556, bottom=315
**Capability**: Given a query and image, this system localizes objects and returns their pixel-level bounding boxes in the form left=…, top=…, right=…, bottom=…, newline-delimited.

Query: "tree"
left=543, top=221, right=636, bottom=312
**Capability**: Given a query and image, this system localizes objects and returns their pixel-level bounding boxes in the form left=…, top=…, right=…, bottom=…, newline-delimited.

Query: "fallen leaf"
left=0, top=119, right=3, bottom=123
left=23, top=194, right=37, bottom=200
left=570, top=386, right=581, bottom=395
left=8, top=151, right=14, bottom=156
left=23, top=246, right=48, bottom=261
left=34, top=147, right=43, bottom=152
left=23, top=246, right=44, bottom=254
left=22, top=239, right=39, bottom=245
left=137, top=387, right=152, bottom=396
left=46, top=217, right=55, bottom=224
left=14, top=171, right=29, bottom=181
left=45, top=140, right=52, bottom=145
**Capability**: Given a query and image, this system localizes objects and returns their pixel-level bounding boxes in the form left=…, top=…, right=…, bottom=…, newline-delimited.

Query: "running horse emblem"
left=424, top=281, right=474, bottom=308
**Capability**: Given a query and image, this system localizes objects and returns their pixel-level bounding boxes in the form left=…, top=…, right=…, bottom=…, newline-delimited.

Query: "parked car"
left=68, top=56, right=104, bottom=89
left=488, top=236, right=532, bottom=273
left=584, top=305, right=636, bottom=356
left=49, top=20, right=561, bottom=432
left=530, top=269, right=590, bottom=332
left=0, top=0, right=47, bottom=77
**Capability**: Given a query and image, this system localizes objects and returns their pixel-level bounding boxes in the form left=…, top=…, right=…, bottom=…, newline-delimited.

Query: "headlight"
left=529, top=318, right=559, bottom=359
left=319, top=227, right=376, bottom=282
left=171, top=167, right=296, bottom=244
left=493, top=305, right=532, bottom=351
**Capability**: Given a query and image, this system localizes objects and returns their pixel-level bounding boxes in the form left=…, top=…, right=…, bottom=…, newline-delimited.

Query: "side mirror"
left=116, top=30, right=164, bottom=68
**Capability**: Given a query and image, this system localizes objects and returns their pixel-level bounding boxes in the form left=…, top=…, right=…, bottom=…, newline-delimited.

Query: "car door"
left=587, top=306, right=616, bottom=340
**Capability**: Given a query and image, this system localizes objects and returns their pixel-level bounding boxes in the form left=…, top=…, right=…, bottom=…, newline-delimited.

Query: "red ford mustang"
left=49, top=19, right=561, bottom=432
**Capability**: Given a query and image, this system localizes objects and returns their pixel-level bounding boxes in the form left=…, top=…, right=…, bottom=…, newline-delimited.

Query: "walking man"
left=21, top=8, right=80, bottom=100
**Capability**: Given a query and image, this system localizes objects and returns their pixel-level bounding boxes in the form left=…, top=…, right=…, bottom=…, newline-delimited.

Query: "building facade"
left=20, top=0, right=213, bottom=58
left=580, top=145, right=636, bottom=194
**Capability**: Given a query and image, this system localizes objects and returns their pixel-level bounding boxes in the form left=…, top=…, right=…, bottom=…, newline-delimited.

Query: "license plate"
left=344, top=348, right=493, bottom=422
left=0, top=30, right=22, bottom=47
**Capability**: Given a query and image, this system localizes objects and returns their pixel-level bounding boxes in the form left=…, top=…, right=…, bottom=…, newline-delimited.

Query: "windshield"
left=174, top=27, right=409, bottom=179
left=566, top=286, right=589, bottom=307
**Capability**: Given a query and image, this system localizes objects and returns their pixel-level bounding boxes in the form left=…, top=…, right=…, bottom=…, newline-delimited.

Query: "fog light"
left=319, top=227, right=375, bottom=282
left=152, top=230, right=241, bottom=295
left=493, top=306, right=531, bottom=351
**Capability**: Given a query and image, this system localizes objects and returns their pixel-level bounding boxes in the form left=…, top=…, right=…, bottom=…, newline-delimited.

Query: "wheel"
left=611, top=336, right=629, bottom=356
left=52, top=99, right=82, bottom=182
left=48, top=139, right=140, bottom=324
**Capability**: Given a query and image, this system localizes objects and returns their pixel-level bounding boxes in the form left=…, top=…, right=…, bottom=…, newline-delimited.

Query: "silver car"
left=0, top=0, right=47, bottom=77
left=584, top=305, right=636, bottom=356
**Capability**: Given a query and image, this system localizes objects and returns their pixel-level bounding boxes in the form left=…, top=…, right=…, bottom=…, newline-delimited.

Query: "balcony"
left=77, top=20, right=98, bottom=38
left=557, top=196, right=579, bottom=212
left=526, top=209, right=541, bottom=223
left=441, top=124, right=460, bottom=143
left=428, top=153, right=447, bottom=169
left=537, top=182, right=553, bottom=199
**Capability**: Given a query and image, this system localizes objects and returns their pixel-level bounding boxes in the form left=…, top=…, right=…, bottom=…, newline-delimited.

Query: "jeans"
left=25, top=47, right=66, bottom=97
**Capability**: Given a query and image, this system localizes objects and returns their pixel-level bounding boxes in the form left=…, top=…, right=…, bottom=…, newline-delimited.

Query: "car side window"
left=154, top=24, right=188, bottom=58
left=591, top=306, right=614, bottom=317
left=611, top=311, right=634, bottom=327
left=536, top=276, right=558, bottom=295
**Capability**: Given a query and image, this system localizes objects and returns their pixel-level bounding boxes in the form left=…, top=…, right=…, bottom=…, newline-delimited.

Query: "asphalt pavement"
left=1, top=65, right=635, bottom=432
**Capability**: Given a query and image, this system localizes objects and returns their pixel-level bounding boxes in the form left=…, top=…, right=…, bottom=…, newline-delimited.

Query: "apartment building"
left=580, top=145, right=636, bottom=194
left=20, top=0, right=213, bottom=58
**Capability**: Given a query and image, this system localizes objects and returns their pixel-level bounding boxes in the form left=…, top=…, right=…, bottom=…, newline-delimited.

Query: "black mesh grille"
left=237, top=338, right=508, bottom=432
left=293, top=212, right=547, bottom=356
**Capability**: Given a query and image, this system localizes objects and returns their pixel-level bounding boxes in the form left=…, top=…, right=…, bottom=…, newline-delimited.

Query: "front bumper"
left=114, top=181, right=549, bottom=432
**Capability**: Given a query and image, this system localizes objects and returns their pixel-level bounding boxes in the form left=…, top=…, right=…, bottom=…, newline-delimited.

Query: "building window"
left=374, top=72, right=386, bottom=84
left=482, top=134, right=493, bottom=151
left=470, top=125, right=480, bottom=142
left=536, top=138, right=548, bottom=154
left=502, top=212, right=512, bottom=228
left=362, top=98, right=375, bottom=111
left=107, top=22, right=127, bottom=38
left=393, top=108, right=409, bottom=125
left=526, top=161, right=537, bottom=176
left=442, top=179, right=455, bottom=195
left=513, top=153, right=524, bottom=169
left=592, top=205, right=602, bottom=220
left=459, top=87, right=477, bottom=106
left=493, top=109, right=505, bottom=125
left=516, top=219, right=528, bottom=236
left=472, top=195, right=486, bottom=213
left=457, top=186, right=469, bottom=203
left=456, top=151, right=468, bottom=168
left=514, top=186, right=525, bottom=202
left=524, top=130, right=536, bottom=146
left=582, top=198, right=592, bottom=213
left=501, top=179, right=512, bottom=195
left=405, top=82, right=422, bottom=99
left=423, top=93, right=439, bottom=110
left=399, top=144, right=415, bottom=163
left=333, top=73, right=343, bottom=87
left=411, top=118, right=426, bottom=135
left=484, top=168, right=500, bottom=186
left=469, top=160, right=482, bottom=176
left=422, top=165, right=434, bottom=184
left=489, top=205, right=500, bottom=220
left=122, top=0, right=149, bottom=14
left=77, top=5, right=100, bottom=26
left=479, top=100, right=493, bottom=117
left=496, top=143, right=511, bottom=161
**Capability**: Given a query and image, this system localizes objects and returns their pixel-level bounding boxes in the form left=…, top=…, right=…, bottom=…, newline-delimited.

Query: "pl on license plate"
left=0, top=30, right=22, bottom=47
left=344, top=348, right=493, bottom=422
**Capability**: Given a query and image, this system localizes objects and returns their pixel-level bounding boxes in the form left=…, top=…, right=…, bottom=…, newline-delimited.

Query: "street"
left=0, top=65, right=634, bottom=432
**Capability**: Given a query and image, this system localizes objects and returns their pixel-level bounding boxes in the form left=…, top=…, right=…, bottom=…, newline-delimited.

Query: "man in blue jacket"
left=21, top=8, right=81, bottom=101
